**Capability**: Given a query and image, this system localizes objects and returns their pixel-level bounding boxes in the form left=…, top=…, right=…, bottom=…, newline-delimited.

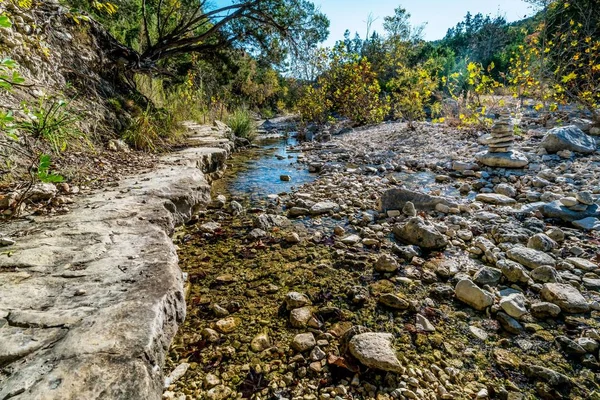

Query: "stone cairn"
left=476, top=112, right=529, bottom=168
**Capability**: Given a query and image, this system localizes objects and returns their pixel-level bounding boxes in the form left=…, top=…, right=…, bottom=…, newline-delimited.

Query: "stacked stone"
left=476, top=112, right=529, bottom=168
left=487, top=114, right=514, bottom=153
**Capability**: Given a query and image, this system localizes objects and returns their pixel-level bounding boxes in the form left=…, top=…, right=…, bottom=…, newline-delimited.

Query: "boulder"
left=455, top=279, right=494, bottom=311
left=348, top=332, right=403, bottom=373
left=393, top=217, right=448, bottom=251
left=310, top=201, right=339, bottom=215
left=379, top=188, right=458, bottom=212
left=541, top=283, right=589, bottom=313
left=541, top=125, right=597, bottom=154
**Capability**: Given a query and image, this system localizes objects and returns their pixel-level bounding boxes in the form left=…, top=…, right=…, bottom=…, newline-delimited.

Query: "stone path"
left=0, top=123, right=233, bottom=400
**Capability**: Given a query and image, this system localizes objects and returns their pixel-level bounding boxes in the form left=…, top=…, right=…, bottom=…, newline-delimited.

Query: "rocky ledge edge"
left=0, top=122, right=234, bottom=400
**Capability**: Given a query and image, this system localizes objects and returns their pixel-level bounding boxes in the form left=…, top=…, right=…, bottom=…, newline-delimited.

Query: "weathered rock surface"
left=348, top=332, right=403, bottom=373
left=506, top=246, right=556, bottom=269
left=541, top=125, right=597, bottom=154
left=475, top=150, right=529, bottom=168
left=455, top=279, right=494, bottom=311
left=0, top=126, right=233, bottom=399
left=393, top=217, right=448, bottom=250
left=541, top=283, right=589, bottom=314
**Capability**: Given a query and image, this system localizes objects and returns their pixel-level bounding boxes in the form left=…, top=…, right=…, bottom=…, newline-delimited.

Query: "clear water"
left=229, top=136, right=316, bottom=202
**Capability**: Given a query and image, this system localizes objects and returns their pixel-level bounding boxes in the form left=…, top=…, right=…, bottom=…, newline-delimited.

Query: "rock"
left=251, top=333, right=271, bottom=352
left=541, top=200, right=600, bottom=222
left=378, top=293, right=410, bottom=310
left=206, top=385, right=232, bottom=400
left=284, top=232, right=301, bottom=244
left=495, top=183, right=517, bottom=198
left=498, top=259, right=530, bottom=283
left=499, top=293, right=528, bottom=319
left=506, top=246, right=556, bottom=269
left=310, top=201, right=339, bottom=215
left=28, top=183, right=57, bottom=201
left=204, top=373, right=220, bottom=388
left=576, top=191, right=595, bottom=205
left=348, top=332, right=403, bottom=373
left=541, top=125, right=597, bottom=154
left=531, top=302, right=561, bottom=319
left=415, top=314, right=435, bottom=332
left=393, top=217, right=448, bottom=251
left=379, top=188, right=458, bottom=212
left=555, top=336, right=586, bottom=355
left=292, top=333, right=316, bottom=352
left=473, top=267, right=502, bottom=286
left=573, top=217, right=600, bottom=231
left=577, top=337, right=599, bottom=353
left=402, top=201, right=417, bottom=217
left=475, top=193, right=517, bottom=205
left=208, top=194, right=227, bottom=209
left=566, top=257, right=597, bottom=271
left=530, top=265, right=560, bottom=283
left=199, top=221, right=221, bottom=234
left=164, top=363, right=190, bottom=388
left=523, top=364, right=571, bottom=387
left=374, top=254, right=399, bottom=272
left=527, top=233, right=557, bottom=252
left=280, top=175, right=291, bottom=181
left=0, top=237, right=16, bottom=247
left=475, top=150, right=529, bottom=168
left=541, top=283, right=589, bottom=313
left=285, top=292, right=311, bottom=310
left=215, top=317, right=240, bottom=333
left=290, top=307, right=312, bottom=328
left=560, top=197, right=579, bottom=207
left=202, top=328, right=220, bottom=342
left=288, top=207, right=309, bottom=217
left=455, top=279, right=494, bottom=311
left=341, top=234, right=361, bottom=245
left=227, top=200, right=243, bottom=215
left=496, top=311, right=524, bottom=334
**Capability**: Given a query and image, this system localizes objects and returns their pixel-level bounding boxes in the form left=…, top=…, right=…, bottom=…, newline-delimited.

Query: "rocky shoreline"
left=0, top=122, right=234, bottom=400
left=165, top=117, right=600, bottom=400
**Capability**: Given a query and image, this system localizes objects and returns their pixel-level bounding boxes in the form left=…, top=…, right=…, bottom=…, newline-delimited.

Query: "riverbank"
left=0, top=122, right=234, bottom=400
left=164, top=118, right=600, bottom=400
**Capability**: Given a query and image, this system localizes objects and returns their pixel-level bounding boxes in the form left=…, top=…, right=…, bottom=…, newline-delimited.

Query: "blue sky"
left=312, top=0, right=534, bottom=45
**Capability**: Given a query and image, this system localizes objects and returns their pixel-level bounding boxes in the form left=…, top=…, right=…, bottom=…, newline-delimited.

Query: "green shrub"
left=227, top=109, right=256, bottom=141
left=18, top=98, right=86, bottom=154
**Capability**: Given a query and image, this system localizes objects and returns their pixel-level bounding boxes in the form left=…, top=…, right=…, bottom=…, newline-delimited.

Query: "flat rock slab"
left=540, top=201, right=600, bottom=222
left=475, top=150, right=529, bottom=168
left=0, top=127, right=232, bottom=399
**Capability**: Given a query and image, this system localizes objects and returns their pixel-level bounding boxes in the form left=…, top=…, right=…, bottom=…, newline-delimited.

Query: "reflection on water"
left=229, top=136, right=316, bottom=202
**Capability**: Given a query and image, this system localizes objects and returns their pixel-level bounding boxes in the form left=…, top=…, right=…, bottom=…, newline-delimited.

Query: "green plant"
left=227, top=109, right=256, bottom=141
left=37, top=154, right=64, bottom=183
left=18, top=98, right=84, bottom=154
left=387, top=65, right=438, bottom=128
left=122, top=109, right=162, bottom=151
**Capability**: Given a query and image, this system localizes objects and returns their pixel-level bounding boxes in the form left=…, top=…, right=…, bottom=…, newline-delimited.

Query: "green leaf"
left=0, top=15, right=12, bottom=28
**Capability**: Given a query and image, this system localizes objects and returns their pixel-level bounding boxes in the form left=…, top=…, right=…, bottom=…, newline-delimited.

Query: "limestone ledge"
left=0, top=126, right=233, bottom=400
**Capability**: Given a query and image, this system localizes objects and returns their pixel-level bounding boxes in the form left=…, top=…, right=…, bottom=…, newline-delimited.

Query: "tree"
left=69, top=0, right=329, bottom=72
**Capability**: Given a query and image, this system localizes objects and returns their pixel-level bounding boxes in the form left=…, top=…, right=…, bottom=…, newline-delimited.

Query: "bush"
left=122, top=108, right=178, bottom=151
left=227, top=109, right=256, bottom=141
